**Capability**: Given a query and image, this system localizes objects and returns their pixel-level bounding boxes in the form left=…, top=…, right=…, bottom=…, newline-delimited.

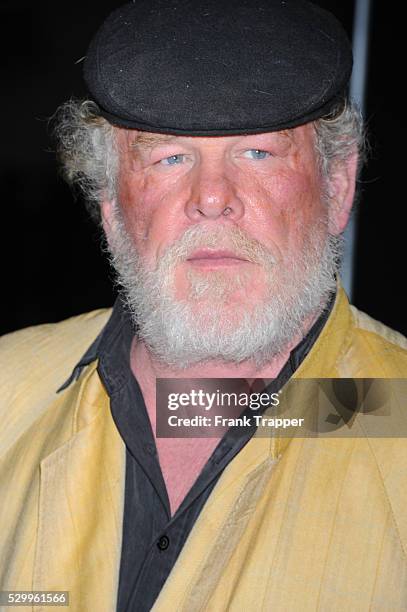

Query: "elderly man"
left=1, top=1, right=406, bottom=610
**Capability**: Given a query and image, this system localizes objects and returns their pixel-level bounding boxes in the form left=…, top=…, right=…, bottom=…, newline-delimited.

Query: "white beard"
left=105, top=205, right=342, bottom=369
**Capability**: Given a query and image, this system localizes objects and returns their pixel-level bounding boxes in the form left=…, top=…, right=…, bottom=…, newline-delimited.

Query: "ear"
left=327, top=151, right=359, bottom=235
left=100, top=198, right=116, bottom=244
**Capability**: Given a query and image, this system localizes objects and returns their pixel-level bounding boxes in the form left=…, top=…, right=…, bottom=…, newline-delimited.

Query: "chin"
left=181, top=265, right=264, bottom=304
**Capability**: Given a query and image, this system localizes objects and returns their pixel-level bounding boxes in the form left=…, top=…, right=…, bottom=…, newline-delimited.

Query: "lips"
left=187, top=249, right=246, bottom=260
left=186, top=249, right=250, bottom=267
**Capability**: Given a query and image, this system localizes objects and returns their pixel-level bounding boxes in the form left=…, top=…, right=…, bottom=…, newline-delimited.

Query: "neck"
left=129, top=304, right=325, bottom=516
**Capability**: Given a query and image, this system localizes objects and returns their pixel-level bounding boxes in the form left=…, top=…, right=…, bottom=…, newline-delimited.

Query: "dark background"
left=1, top=1, right=405, bottom=336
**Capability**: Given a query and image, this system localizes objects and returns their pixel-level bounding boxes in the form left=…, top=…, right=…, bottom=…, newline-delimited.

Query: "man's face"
left=121, top=125, right=322, bottom=253
left=102, top=125, right=350, bottom=367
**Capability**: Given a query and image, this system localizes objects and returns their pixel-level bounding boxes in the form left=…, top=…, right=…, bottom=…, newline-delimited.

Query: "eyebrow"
left=129, top=128, right=295, bottom=152
left=255, top=129, right=294, bottom=142
left=130, top=132, right=177, bottom=150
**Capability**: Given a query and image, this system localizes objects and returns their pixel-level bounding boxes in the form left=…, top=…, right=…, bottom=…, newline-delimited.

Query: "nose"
left=184, top=163, right=244, bottom=222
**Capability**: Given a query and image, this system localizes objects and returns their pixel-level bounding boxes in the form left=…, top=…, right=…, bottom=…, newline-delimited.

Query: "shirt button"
left=157, top=535, right=170, bottom=551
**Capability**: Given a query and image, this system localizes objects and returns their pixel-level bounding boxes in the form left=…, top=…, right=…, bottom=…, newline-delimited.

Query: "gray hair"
left=53, top=100, right=118, bottom=222
left=313, top=98, right=366, bottom=186
left=53, top=97, right=366, bottom=223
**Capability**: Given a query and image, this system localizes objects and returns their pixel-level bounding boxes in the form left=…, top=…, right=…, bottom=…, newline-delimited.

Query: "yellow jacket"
left=1, top=285, right=406, bottom=611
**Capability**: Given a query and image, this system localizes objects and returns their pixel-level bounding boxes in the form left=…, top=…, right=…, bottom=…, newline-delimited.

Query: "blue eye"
left=160, top=154, right=186, bottom=165
left=244, top=149, right=270, bottom=160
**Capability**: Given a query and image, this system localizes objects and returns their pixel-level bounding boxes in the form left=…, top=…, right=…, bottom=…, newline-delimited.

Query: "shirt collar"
left=57, top=294, right=133, bottom=392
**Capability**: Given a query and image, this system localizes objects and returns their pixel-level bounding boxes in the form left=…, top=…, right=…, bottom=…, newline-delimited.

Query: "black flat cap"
left=84, top=0, right=353, bottom=135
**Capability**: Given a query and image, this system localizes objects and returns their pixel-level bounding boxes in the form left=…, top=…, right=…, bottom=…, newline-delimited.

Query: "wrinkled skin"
left=103, top=125, right=356, bottom=309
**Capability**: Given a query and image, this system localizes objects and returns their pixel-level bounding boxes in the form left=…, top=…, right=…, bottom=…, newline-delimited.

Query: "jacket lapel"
left=32, top=364, right=126, bottom=612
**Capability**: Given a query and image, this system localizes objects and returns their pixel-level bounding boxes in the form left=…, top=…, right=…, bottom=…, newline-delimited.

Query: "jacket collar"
left=257, top=279, right=353, bottom=458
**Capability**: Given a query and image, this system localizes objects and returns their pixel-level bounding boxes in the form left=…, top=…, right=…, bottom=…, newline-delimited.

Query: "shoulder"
left=350, top=304, right=407, bottom=351
left=0, top=308, right=112, bottom=406
left=344, top=303, right=407, bottom=377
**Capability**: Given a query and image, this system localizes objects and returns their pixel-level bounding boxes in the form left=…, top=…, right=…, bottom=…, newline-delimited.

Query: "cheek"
left=247, top=167, right=325, bottom=251
left=116, top=167, right=190, bottom=262
left=116, top=173, right=152, bottom=256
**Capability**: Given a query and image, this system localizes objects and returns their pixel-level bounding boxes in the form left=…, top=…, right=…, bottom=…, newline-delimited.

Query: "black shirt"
left=60, top=291, right=335, bottom=611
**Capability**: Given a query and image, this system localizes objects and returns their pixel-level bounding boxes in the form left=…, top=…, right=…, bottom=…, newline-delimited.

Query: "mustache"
left=156, top=224, right=277, bottom=270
